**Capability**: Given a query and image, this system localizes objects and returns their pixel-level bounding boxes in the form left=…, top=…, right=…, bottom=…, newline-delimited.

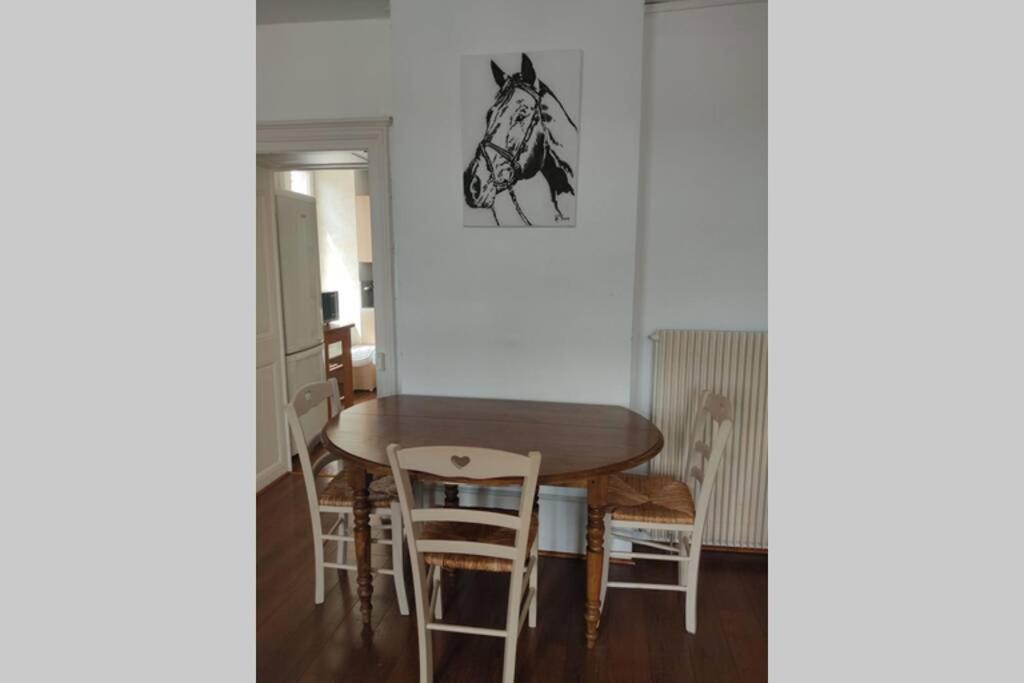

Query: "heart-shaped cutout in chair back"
left=451, top=455, right=471, bottom=469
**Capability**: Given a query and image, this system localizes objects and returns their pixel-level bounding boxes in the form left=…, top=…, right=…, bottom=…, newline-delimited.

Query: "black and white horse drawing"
left=463, top=53, right=578, bottom=226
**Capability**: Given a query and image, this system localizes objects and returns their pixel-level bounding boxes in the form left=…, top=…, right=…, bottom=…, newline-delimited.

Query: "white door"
left=276, top=191, right=324, bottom=355
left=285, top=344, right=327, bottom=452
left=256, top=166, right=290, bottom=490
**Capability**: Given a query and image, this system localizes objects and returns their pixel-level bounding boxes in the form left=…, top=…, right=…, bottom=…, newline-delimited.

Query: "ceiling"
left=257, top=0, right=389, bottom=25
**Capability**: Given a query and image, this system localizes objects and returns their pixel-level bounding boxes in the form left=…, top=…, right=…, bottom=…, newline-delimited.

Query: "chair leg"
left=412, top=563, right=434, bottom=683
left=390, top=503, right=410, bottom=616
left=685, top=545, right=700, bottom=634
left=677, top=530, right=687, bottom=590
left=337, top=512, right=348, bottom=565
left=313, top=529, right=325, bottom=605
left=599, top=513, right=612, bottom=611
left=502, top=568, right=526, bottom=683
left=501, top=630, right=520, bottom=683
left=433, top=563, right=443, bottom=620
left=418, top=627, right=433, bottom=683
left=528, top=542, right=538, bottom=628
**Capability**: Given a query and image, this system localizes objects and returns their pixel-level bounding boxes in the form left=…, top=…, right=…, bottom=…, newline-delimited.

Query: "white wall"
left=254, top=1, right=768, bottom=553
left=630, top=2, right=768, bottom=416
left=254, top=5, right=768, bottom=415
left=256, top=19, right=392, bottom=121
left=389, top=0, right=647, bottom=406
left=313, top=170, right=367, bottom=343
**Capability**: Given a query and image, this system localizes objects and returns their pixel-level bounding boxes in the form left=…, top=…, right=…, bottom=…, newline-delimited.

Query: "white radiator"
left=650, top=330, right=767, bottom=549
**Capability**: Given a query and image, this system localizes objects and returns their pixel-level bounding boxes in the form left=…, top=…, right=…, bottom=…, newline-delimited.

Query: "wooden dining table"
left=320, top=394, right=664, bottom=649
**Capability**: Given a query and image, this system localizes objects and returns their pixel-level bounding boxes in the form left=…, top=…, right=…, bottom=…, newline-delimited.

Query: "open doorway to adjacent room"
left=273, top=159, right=379, bottom=408
left=256, top=120, right=398, bottom=489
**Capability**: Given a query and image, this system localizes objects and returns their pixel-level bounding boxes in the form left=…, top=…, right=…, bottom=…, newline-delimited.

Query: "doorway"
left=255, top=119, right=398, bottom=489
left=275, top=162, right=379, bottom=407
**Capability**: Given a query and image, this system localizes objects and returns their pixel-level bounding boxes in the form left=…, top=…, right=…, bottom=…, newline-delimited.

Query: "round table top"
left=321, top=394, right=664, bottom=485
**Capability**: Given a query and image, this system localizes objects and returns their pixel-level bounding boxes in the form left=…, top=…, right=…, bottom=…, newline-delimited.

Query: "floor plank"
left=258, top=474, right=767, bottom=682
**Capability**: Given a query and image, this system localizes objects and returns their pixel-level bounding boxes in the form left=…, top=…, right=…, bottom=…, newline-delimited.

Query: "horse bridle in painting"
left=477, top=79, right=544, bottom=226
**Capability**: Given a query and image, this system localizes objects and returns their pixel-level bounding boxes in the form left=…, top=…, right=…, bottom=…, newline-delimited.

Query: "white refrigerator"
left=275, top=190, right=327, bottom=450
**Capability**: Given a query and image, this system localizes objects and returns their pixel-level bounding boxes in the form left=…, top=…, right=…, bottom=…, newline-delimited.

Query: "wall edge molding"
left=257, top=118, right=393, bottom=146
left=645, top=0, right=766, bottom=15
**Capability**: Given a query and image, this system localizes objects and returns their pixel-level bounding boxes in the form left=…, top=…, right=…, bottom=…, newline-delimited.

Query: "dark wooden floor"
left=351, top=390, right=377, bottom=407
left=258, top=473, right=767, bottom=682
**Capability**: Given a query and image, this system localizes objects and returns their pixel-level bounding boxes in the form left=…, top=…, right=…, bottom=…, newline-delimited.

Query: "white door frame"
left=256, top=164, right=291, bottom=490
left=257, top=118, right=400, bottom=397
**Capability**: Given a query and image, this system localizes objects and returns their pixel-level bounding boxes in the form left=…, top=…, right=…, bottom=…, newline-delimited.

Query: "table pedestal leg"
left=348, top=463, right=373, bottom=626
left=585, top=476, right=608, bottom=649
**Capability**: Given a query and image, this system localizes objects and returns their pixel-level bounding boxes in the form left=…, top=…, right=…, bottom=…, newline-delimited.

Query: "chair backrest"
left=386, top=445, right=542, bottom=572
left=685, top=391, right=734, bottom=538
left=285, top=379, right=342, bottom=516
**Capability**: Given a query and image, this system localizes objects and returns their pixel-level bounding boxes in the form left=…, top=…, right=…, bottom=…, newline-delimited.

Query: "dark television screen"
left=321, top=291, right=339, bottom=323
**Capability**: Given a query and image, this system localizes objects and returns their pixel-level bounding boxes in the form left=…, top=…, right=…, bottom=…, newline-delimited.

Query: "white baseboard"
left=257, top=460, right=290, bottom=492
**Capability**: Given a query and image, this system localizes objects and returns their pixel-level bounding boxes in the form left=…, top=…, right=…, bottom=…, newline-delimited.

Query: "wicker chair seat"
left=608, top=473, right=695, bottom=524
left=421, top=507, right=539, bottom=573
left=318, top=473, right=399, bottom=508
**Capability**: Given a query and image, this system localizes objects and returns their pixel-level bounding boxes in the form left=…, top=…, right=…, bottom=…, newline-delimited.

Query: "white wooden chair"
left=284, top=379, right=409, bottom=614
left=386, top=444, right=541, bottom=683
left=599, top=391, right=733, bottom=633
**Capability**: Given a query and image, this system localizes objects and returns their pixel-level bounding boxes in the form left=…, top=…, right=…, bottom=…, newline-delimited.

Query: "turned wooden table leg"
left=443, top=484, right=459, bottom=579
left=348, top=463, right=373, bottom=625
left=585, top=476, right=608, bottom=649
left=444, top=483, right=459, bottom=508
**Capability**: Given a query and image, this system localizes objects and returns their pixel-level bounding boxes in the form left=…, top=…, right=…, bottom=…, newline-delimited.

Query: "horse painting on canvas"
left=462, top=51, right=581, bottom=227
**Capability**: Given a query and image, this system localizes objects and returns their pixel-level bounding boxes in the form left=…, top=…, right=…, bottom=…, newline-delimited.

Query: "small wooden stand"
left=323, top=322, right=355, bottom=412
